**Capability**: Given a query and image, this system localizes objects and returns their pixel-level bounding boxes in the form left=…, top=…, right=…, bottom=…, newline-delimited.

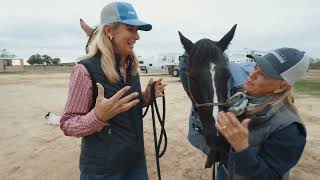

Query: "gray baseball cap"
left=247, top=47, right=310, bottom=84
left=100, top=2, right=152, bottom=31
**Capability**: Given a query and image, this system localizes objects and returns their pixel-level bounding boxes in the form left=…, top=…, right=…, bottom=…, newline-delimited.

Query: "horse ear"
left=80, top=18, right=94, bottom=37
left=217, top=24, right=237, bottom=51
left=178, top=31, right=194, bottom=55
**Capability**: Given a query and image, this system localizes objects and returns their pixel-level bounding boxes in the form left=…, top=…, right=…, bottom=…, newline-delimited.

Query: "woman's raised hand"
left=94, top=83, right=140, bottom=122
left=143, top=78, right=167, bottom=106
left=216, top=112, right=251, bottom=152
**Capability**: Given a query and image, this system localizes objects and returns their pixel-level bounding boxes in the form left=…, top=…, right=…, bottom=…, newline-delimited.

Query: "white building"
left=0, top=58, right=24, bottom=72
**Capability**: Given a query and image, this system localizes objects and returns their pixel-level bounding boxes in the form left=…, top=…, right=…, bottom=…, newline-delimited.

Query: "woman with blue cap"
left=180, top=47, right=309, bottom=180
left=60, top=2, right=166, bottom=180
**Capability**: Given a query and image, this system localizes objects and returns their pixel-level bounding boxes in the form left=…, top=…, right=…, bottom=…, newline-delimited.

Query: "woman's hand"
left=94, top=83, right=140, bottom=122
left=215, top=112, right=251, bottom=152
left=143, top=78, right=167, bottom=106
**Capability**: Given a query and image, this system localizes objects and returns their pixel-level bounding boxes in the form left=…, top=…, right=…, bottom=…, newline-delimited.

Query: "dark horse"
left=178, top=24, right=237, bottom=168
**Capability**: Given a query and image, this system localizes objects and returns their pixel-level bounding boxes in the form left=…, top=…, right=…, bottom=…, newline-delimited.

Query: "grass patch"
left=294, top=80, right=320, bottom=97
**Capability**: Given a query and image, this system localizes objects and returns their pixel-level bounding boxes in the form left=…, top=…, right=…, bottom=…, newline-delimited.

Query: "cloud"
left=1, top=0, right=319, bottom=62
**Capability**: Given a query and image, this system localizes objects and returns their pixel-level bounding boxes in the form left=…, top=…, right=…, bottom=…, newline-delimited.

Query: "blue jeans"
left=217, top=162, right=227, bottom=180
left=80, top=159, right=148, bottom=180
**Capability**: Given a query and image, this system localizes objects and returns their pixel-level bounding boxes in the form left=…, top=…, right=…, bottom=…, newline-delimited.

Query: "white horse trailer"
left=159, top=53, right=183, bottom=77
left=138, top=53, right=184, bottom=76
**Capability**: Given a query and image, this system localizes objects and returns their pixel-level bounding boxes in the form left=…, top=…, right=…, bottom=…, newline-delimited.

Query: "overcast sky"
left=1, top=0, right=319, bottom=62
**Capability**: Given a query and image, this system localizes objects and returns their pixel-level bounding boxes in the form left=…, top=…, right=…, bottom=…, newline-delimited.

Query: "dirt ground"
left=0, top=71, right=319, bottom=180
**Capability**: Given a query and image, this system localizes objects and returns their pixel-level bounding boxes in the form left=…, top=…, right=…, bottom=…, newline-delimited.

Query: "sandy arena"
left=0, top=72, right=319, bottom=180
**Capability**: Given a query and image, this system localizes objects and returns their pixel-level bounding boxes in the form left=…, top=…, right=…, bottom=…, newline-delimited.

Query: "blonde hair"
left=78, top=23, right=139, bottom=84
left=284, top=89, right=298, bottom=114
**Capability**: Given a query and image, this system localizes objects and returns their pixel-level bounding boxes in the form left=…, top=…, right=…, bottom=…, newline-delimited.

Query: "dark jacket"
left=77, top=53, right=145, bottom=175
left=228, top=102, right=306, bottom=180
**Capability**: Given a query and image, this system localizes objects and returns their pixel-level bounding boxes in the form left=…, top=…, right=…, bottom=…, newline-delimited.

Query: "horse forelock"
left=188, top=39, right=221, bottom=66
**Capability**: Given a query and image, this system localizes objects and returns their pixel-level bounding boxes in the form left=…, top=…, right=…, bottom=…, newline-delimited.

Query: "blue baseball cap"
left=247, top=47, right=310, bottom=84
left=100, top=2, right=152, bottom=31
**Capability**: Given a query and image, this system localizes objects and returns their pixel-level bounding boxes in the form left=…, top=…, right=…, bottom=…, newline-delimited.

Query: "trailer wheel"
left=173, top=69, right=179, bottom=77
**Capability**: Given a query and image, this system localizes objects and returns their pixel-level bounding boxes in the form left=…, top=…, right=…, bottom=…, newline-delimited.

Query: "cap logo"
left=128, top=11, right=136, bottom=15
left=270, top=51, right=287, bottom=63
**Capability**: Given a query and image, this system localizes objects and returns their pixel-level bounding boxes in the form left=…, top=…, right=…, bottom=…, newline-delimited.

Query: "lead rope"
left=142, top=82, right=167, bottom=180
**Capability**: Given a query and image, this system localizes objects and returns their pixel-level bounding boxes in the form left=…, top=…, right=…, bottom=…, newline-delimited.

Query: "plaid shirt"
left=60, top=60, right=129, bottom=137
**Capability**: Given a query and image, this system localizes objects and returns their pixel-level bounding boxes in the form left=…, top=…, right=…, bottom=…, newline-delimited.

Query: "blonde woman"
left=60, top=2, right=166, bottom=180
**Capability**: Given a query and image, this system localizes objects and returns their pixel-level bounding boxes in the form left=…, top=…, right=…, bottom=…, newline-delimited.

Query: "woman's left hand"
left=143, top=78, right=167, bottom=106
left=215, top=112, right=251, bottom=152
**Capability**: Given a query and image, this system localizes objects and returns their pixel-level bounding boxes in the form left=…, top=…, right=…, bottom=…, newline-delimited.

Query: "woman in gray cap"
left=215, top=47, right=309, bottom=180
left=60, top=2, right=166, bottom=180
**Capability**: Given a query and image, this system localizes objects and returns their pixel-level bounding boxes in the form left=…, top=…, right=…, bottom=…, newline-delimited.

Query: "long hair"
left=78, top=23, right=139, bottom=84
left=284, top=89, right=298, bottom=114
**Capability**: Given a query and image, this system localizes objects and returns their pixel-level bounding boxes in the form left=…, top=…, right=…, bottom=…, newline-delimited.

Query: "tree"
left=51, top=58, right=61, bottom=65
left=42, top=54, right=52, bottom=65
left=27, top=54, right=44, bottom=65
left=0, top=49, right=16, bottom=58
left=27, top=54, right=61, bottom=65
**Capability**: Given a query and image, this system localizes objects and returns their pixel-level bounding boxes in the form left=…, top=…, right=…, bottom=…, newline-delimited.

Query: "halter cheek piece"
left=187, top=75, right=227, bottom=108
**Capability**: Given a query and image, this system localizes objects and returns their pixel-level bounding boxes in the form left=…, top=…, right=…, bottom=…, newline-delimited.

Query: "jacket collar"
left=249, top=101, right=285, bottom=127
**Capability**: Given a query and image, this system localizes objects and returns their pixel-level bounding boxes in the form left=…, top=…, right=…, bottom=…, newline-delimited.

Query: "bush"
left=309, top=61, right=320, bottom=69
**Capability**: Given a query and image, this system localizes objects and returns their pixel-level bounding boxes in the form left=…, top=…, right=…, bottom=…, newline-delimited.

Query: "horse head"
left=179, top=24, right=237, bottom=167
